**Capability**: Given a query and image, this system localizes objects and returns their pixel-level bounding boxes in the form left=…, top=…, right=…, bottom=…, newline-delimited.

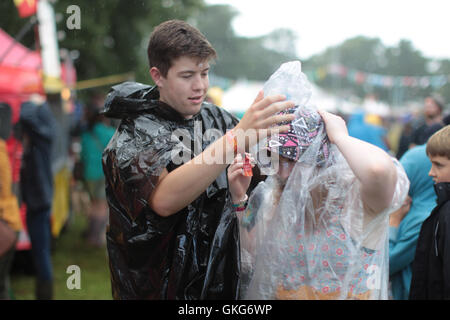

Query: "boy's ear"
left=150, top=67, right=164, bottom=87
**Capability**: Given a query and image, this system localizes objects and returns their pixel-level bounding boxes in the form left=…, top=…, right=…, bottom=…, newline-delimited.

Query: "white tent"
left=362, top=97, right=391, bottom=117
left=221, top=80, right=264, bottom=113
left=221, top=79, right=359, bottom=115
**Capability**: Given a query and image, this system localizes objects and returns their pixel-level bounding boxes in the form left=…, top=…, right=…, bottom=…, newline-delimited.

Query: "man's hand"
left=234, top=91, right=296, bottom=141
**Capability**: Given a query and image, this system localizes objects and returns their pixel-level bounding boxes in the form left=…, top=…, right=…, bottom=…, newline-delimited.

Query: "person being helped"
left=101, top=20, right=295, bottom=299
left=409, top=125, right=450, bottom=299
left=229, top=105, right=409, bottom=300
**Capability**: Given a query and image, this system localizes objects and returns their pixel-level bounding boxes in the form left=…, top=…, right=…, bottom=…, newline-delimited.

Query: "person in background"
left=409, top=125, right=450, bottom=299
left=80, top=101, right=115, bottom=247
left=347, top=110, right=389, bottom=152
left=0, top=136, right=22, bottom=300
left=395, top=114, right=414, bottom=160
left=409, top=94, right=445, bottom=148
left=388, top=144, right=436, bottom=299
left=18, top=95, right=57, bottom=300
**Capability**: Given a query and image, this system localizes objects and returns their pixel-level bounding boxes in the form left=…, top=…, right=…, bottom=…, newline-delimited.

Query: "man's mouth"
left=189, top=95, right=204, bottom=104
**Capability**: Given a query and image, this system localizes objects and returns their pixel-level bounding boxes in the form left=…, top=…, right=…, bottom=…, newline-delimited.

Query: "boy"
left=409, top=125, right=450, bottom=299
left=101, top=20, right=294, bottom=299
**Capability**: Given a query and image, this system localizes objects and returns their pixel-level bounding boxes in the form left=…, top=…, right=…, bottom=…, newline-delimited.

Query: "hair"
left=147, top=20, right=217, bottom=77
left=426, top=125, right=450, bottom=159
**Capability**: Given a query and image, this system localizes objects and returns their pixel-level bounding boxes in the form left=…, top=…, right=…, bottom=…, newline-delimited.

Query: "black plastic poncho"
left=101, top=82, right=246, bottom=299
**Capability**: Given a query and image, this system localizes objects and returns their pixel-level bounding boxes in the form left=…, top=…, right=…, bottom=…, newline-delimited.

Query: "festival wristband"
left=232, top=194, right=248, bottom=210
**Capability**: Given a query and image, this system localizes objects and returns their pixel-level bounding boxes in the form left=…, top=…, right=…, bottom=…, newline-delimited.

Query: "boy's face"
left=428, top=154, right=450, bottom=184
left=150, top=56, right=210, bottom=119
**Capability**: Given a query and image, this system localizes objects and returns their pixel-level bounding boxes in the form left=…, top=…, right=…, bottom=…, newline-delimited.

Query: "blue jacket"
left=389, top=145, right=436, bottom=299
left=19, top=101, right=56, bottom=211
left=80, top=123, right=115, bottom=181
left=347, top=110, right=388, bottom=151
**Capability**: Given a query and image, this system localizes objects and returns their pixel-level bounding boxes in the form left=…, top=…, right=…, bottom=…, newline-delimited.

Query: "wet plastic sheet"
left=102, top=82, right=244, bottom=299
left=240, top=62, right=409, bottom=300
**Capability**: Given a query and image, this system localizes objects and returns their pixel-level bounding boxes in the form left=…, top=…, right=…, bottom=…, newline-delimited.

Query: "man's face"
left=151, top=56, right=210, bottom=119
left=428, top=154, right=450, bottom=184
left=424, top=97, right=441, bottom=120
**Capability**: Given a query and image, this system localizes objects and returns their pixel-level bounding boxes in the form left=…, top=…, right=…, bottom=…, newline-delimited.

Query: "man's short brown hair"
left=426, top=125, right=450, bottom=159
left=147, top=20, right=217, bottom=77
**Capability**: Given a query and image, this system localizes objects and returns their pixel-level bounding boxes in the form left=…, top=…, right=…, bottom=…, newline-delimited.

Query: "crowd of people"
left=1, top=19, right=449, bottom=300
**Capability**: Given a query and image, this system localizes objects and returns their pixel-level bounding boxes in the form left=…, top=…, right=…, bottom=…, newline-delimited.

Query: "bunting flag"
left=305, top=63, right=450, bottom=90
left=14, top=0, right=37, bottom=18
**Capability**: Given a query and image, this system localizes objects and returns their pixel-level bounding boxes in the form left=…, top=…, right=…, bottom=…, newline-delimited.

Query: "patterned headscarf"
left=268, top=106, right=331, bottom=166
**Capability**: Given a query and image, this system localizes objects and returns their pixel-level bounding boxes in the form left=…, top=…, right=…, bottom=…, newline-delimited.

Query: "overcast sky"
left=205, top=0, right=450, bottom=60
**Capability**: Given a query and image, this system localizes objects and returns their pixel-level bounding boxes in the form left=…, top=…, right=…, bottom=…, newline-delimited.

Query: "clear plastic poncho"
left=240, top=61, right=409, bottom=300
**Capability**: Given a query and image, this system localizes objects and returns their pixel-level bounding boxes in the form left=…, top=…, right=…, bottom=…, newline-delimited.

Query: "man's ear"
left=150, top=67, right=164, bottom=87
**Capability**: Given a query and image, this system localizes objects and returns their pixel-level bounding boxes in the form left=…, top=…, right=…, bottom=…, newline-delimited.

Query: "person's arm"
left=150, top=92, right=295, bottom=217
left=318, top=110, right=398, bottom=214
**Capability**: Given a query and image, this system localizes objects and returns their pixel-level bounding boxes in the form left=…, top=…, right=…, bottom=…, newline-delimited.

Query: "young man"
left=409, top=125, right=450, bottom=299
left=101, top=20, right=294, bottom=299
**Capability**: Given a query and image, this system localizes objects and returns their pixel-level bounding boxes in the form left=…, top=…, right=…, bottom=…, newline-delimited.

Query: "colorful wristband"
left=233, top=194, right=248, bottom=211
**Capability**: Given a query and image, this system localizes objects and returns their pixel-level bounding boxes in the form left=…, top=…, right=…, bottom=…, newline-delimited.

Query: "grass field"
left=10, top=210, right=113, bottom=300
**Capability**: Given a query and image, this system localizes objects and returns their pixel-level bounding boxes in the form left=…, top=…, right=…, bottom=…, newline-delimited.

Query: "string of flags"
left=304, top=63, right=450, bottom=89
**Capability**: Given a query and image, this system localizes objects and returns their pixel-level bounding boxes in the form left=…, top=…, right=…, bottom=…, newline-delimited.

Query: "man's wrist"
left=232, top=194, right=248, bottom=206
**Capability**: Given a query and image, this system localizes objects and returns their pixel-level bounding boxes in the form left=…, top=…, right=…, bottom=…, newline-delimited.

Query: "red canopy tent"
left=0, top=27, right=76, bottom=249
left=0, top=27, right=44, bottom=121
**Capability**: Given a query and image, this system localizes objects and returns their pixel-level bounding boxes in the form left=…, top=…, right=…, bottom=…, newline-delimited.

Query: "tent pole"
left=0, top=16, right=37, bottom=64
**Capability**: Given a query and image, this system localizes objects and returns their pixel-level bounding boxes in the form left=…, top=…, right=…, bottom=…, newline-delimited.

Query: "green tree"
left=1, top=0, right=205, bottom=89
left=193, top=4, right=297, bottom=81
left=304, top=36, right=450, bottom=106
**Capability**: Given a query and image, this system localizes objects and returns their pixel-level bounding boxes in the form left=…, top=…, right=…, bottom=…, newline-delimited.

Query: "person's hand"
left=227, top=153, right=255, bottom=203
left=389, top=196, right=412, bottom=227
left=234, top=91, right=296, bottom=142
left=317, top=110, right=349, bottom=145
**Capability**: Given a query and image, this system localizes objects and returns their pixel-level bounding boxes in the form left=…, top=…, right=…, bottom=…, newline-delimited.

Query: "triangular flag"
left=14, top=0, right=37, bottom=18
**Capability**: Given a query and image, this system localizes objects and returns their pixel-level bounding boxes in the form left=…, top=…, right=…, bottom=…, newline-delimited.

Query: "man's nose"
left=192, top=74, right=206, bottom=91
